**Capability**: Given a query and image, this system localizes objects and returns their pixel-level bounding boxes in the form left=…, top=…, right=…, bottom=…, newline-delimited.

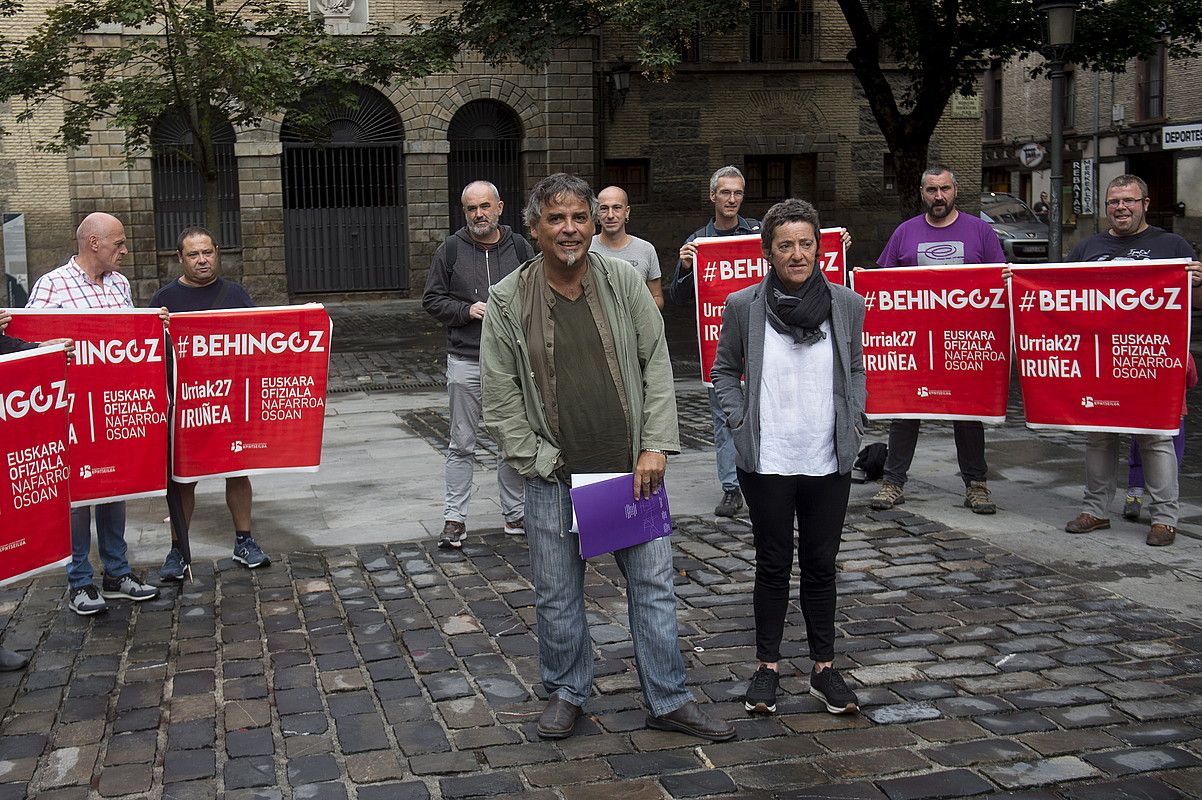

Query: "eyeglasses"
left=1105, top=197, right=1146, bottom=208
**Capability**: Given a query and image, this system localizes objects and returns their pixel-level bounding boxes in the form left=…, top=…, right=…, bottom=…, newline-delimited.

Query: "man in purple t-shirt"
left=870, top=164, right=1005, bottom=515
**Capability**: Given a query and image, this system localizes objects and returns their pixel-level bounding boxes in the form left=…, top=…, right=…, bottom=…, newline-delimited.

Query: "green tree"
left=438, top=0, right=1202, bottom=213
left=0, top=0, right=459, bottom=233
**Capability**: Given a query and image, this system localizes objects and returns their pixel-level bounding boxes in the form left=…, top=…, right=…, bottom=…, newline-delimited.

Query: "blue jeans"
left=708, top=386, right=739, bottom=491
left=68, top=501, right=130, bottom=588
left=524, top=476, right=693, bottom=716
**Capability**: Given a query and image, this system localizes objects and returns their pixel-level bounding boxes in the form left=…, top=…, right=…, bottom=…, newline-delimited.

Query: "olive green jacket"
left=480, top=252, right=680, bottom=480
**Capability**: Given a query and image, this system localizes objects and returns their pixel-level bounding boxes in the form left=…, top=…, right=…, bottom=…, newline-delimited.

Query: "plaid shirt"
left=26, top=257, right=132, bottom=310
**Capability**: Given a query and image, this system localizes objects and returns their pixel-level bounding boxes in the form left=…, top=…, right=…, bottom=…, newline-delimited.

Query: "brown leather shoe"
left=646, top=700, right=736, bottom=742
left=1065, top=513, right=1110, bottom=534
left=537, top=695, right=582, bottom=739
left=1147, top=523, right=1177, bottom=547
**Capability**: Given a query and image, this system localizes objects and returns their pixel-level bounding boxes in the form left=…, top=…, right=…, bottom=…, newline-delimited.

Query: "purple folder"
left=569, top=473, right=673, bottom=559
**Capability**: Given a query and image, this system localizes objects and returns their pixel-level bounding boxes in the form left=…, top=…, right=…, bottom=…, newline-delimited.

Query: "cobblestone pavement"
left=3, top=504, right=1201, bottom=799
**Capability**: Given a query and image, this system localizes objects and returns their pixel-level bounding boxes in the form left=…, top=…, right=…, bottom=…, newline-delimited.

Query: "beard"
left=925, top=200, right=954, bottom=219
left=561, top=249, right=580, bottom=267
left=469, top=219, right=499, bottom=238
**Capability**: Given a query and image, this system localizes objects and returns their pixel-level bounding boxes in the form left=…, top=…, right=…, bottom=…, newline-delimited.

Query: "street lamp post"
left=1038, top=0, right=1078, bottom=262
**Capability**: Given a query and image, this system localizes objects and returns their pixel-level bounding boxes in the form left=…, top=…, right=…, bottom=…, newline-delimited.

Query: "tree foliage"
left=435, top=0, right=1202, bottom=212
left=0, top=0, right=459, bottom=228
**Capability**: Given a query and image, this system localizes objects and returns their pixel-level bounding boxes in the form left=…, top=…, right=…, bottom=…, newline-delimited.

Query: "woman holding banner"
left=711, top=199, right=866, bottom=717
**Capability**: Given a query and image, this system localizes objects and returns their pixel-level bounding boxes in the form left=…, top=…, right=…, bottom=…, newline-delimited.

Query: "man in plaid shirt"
left=27, top=212, right=161, bottom=615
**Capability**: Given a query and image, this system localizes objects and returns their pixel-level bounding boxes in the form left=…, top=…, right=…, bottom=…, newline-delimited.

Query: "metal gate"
left=447, top=100, right=524, bottom=234
left=281, top=87, right=408, bottom=293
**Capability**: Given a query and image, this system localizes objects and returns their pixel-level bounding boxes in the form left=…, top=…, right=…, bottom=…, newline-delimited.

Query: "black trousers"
left=738, top=468, right=851, bottom=663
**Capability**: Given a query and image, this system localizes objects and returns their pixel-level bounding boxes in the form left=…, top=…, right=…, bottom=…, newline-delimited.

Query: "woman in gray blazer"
left=711, top=198, right=866, bottom=717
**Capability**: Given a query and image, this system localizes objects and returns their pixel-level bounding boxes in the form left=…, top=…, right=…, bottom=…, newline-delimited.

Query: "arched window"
left=150, top=113, right=241, bottom=249
left=447, top=100, right=524, bottom=234
left=281, top=85, right=408, bottom=292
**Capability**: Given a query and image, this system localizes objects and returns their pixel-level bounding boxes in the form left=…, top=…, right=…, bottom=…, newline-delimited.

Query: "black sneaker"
left=715, top=488, right=743, bottom=517
left=438, top=520, right=467, bottom=549
left=809, top=666, right=859, bottom=714
left=743, top=665, right=780, bottom=713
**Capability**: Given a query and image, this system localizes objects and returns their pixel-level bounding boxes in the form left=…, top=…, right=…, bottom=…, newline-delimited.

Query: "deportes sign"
left=170, top=305, right=332, bottom=481
left=0, top=345, right=72, bottom=586
left=851, top=266, right=1011, bottom=422
left=5, top=310, right=169, bottom=505
left=693, top=228, right=846, bottom=384
left=1010, top=261, right=1191, bottom=434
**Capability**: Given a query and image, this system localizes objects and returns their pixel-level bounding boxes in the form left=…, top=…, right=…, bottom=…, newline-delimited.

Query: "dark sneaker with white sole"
left=233, top=535, right=270, bottom=569
left=101, top=572, right=159, bottom=602
left=809, top=666, right=859, bottom=714
left=439, top=520, right=467, bottom=549
left=743, top=665, right=780, bottom=713
left=159, top=547, right=187, bottom=582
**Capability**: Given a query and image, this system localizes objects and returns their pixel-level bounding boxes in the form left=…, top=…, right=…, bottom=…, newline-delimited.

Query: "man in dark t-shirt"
left=152, top=227, right=264, bottom=579
left=1063, top=175, right=1202, bottom=548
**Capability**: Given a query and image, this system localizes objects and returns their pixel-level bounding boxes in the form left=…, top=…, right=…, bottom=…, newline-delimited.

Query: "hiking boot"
left=503, top=518, right=525, bottom=535
left=809, top=666, right=859, bottom=715
left=870, top=482, right=904, bottom=510
left=1147, top=523, right=1176, bottom=547
left=159, top=547, right=187, bottom=582
left=964, top=481, right=996, bottom=515
left=743, top=665, right=780, bottom=714
left=439, top=520, right=467, bottom=549
left=715, top=488, right=744, bottom=517
left=68, top=584, right=107, bottom=616
left=233, top=535, right=271, bottom=569
left=101, top=573, right=159, bottom=602
left=1065, top=513, right=1110, bottom=534
left=1123, top=494, right=1143, bottom=521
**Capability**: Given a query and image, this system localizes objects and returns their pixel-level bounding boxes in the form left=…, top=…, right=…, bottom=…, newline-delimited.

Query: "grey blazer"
left=711, top=276, right=867, bottom=475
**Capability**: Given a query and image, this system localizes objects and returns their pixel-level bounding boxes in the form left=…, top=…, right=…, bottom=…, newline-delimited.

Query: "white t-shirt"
left=756, top=318, right=838, bottom=476
left=589, top=235, right=662, bottom=282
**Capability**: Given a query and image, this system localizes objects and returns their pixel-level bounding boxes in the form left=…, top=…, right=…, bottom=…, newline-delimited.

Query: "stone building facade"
left=982, top=48, right=1202, bottom=255
left=2, top=0, right=984, bottom=306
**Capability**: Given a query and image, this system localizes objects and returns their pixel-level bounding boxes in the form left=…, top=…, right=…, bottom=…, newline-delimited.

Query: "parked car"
left=980, top=192, right=1049, bottom=263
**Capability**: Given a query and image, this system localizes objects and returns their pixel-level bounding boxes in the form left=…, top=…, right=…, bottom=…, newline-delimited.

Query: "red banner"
left=170, top=305, right=331, bottom=481
left=1010, top=261, right=1191, bottom=434
left=6, top=310, right=169, bottom=505
left=851, top=267, right=1011, bottom=421
left=0, top=346, right=72, bottom=586
left=694, top=228, right=845, bottom=384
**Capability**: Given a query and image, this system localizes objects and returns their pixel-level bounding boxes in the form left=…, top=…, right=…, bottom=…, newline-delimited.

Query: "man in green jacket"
left=480, top=174, right=734, bottom=743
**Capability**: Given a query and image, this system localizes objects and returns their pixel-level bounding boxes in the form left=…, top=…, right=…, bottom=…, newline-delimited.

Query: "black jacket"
left=422, top=225, right=533, bottom=358
left=0, top=334, right=36, bottom=356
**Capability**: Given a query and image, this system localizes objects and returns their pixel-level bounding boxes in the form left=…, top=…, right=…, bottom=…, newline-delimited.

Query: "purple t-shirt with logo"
left=877, top=211, right=1006, bottom=267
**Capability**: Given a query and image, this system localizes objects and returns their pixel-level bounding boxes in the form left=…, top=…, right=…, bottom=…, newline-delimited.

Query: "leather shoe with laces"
left=1065, top=512, right=1110, bottom=534
left=646, top=700, right=736, bottom=742
left=537, top=695, right=582, bottom=739
left=1147, top=523, right=1176, bottom=547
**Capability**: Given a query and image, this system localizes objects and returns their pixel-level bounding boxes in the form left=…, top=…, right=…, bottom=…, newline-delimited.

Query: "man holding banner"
left=481, top=174, right=733, bottom=743
left=871, top=165, right=1005, bottom=515
left=26, top=212, right=160, bottom=614
left=152, top=227, right=267, bottom=579
left=667, top=166, right=761, bottom=518
left=1060, top=174, right=1202, bottom=546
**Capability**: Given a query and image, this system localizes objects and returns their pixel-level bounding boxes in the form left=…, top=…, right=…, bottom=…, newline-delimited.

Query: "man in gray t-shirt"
left=590, top=185, right=664, bottom=309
